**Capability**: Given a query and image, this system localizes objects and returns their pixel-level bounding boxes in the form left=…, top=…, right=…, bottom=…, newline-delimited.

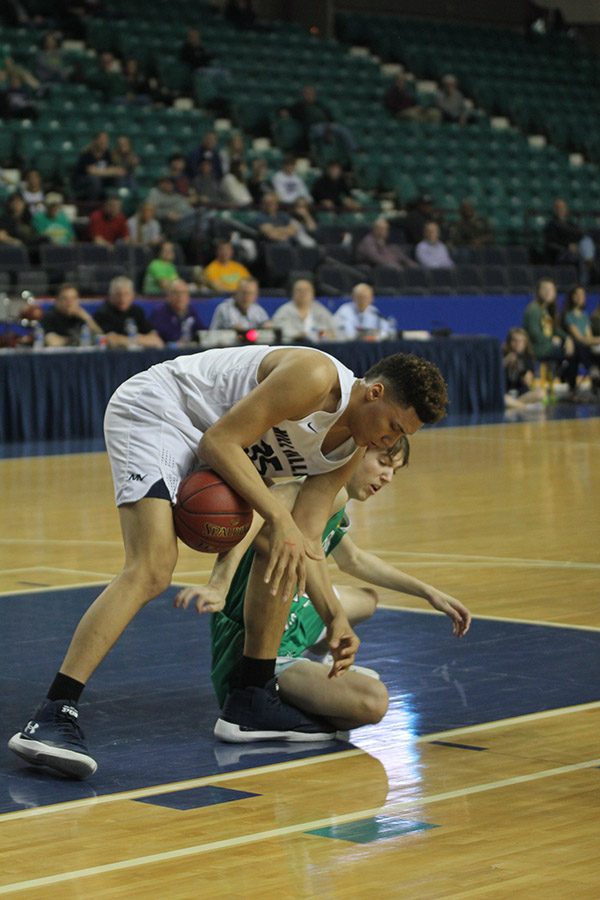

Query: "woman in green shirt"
left=562, top=285, right=600, bottom=392
left=142, top=240, right=180, bottom=294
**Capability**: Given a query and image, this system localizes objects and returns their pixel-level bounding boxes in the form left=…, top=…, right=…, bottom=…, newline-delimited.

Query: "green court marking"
left=306, top=815, right=439, bottom=844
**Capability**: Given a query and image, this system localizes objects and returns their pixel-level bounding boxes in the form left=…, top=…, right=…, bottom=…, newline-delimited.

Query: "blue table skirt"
left=0, top=337, right=503, bottom=443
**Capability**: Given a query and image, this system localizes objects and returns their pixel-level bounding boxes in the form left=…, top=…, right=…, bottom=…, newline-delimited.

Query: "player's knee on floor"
left=361, top=587, right=379, bottom=617
left=357, top=679, right=389, bottom=725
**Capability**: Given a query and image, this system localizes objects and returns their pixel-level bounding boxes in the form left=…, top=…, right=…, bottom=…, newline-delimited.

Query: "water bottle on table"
left=125, top=317, right=139, bottom=350
left=180, top=316, right=195, bottom=345
left=32, top=320, right=45, bottom=351
left=79, top=323, right=92, bottom=348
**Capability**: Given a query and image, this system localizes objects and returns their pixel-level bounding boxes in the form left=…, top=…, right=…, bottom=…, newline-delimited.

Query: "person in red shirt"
left=89, top=196, right=129, bottom=245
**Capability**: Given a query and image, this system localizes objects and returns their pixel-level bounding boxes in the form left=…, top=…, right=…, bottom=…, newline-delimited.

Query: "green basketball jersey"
left=210, top=506, right=349, bottom=706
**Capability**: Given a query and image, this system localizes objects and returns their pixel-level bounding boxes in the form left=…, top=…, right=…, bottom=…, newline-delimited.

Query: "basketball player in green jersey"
left=175, top=439, right=471, bottom=739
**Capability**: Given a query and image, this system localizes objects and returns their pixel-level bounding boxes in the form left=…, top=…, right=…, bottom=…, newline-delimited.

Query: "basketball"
left=173, top=470, right=253, bottom=553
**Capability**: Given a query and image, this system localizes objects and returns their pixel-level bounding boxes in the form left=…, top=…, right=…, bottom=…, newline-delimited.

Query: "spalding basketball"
left=173, top=470, right=253, bottom=553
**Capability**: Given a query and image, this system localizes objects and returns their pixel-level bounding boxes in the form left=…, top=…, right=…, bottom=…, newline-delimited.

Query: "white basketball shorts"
left=104, top=370, right=205, bottom=506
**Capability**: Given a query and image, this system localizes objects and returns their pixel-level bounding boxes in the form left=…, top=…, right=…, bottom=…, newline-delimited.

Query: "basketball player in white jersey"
left=9, top=346, right=448, bottom=777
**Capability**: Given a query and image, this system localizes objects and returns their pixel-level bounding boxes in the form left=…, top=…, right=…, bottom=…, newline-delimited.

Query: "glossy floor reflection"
left=2, top=586, right=599, bottom=815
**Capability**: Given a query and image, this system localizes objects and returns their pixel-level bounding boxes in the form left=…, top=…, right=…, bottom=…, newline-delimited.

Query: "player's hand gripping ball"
left=173, top=470, right=253, bottom=553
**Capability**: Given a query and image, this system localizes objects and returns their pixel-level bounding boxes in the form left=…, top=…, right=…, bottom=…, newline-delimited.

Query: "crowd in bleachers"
left=1, top=0, right=600, bottom=400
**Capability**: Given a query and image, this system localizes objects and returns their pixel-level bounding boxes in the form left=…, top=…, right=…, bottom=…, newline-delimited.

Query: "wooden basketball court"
left=1, top=414, right=599, bottom=897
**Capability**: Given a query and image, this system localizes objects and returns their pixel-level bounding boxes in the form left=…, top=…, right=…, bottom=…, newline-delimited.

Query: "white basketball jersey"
left=149, top=345, right=358, bottom=478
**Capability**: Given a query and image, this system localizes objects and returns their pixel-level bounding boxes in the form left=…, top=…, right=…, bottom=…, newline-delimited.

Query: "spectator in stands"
left=88, top=51, right=125, bottom=103
left=311, top=161, right=359, bottom=212
left=561, top=284, right=600, bottom=393
left=334, top=282, right=395, bottom=341
left=143, top=240, right=180, bottom=295
left=89, top=196, right=129, bottom=246
left=32, top=192, right=75, bottom=245
left=192, top=156, right=223, bottom=207
left=0, top=72, right=38, bottom=119
left=203, top=239, right=251, bottom=292
left=128, top=201, right=163, bottom=249
left=73, top=132, right=126, bottom=201
left=0, top=193, right=44, bottom=256
left=271, top=278, right=336, bottom=343
left=0, top=44, right=39, bottom=90
left=247, top=158, right=270, bottom=206
left=289, top=85, right=356, bottom=157
left=289, top=197, right=318, bottom=247
left=209, top=276, right=270, bottom=332
left=149, top=278, right=205, bottom=345
left=255, top=192, right=299, bottom=244
left=35, top=32, right=69, bottom=83
left=592, top=300, right=600, bottom=338
left=449, top=199, right=494, bottom=247
left=168, top=154, right=192, bottom=197
left=122, top=57, right=154, bottom=105
left=93, top=275, right=164, bottom=349
left=384, top=71, right=439, bottom=123
left=357, top=218, right=418, bottom=271
left=403, top=195, right=443, bottom=244
left=147, top=176, right=196, bottom=240
left=416, top=222, right=454, bottom=269
left=41, top=282, right=103, bottom=348
left=221, top=160, right=253, bottom=208
left=186, top=131, right=223, bottom=181
left=310, top=122, right=354, bottom=171
left=544, top=198, right=596, bottom=284
left=435, top=74, right=472, bottom=127
left=523, top=277, right=577, bottom=394
left=221, top=132, right=246, bottom=174
left=21, top=169, right=45, bottom=215
left=272, top=157, right=312, bottom=207
left=111, top=135, right=139, bottom=189
left=180, top=28, right=213, bottom=70
left=502, top=327, right=545, bottom=410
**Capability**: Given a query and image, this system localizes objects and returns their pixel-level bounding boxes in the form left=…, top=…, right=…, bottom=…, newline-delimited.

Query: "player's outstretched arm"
left=199, top=352, right=341, bottom=600
left=331, top=539, right=471, bottom=637
left=174, top=511, right=264, bottom=614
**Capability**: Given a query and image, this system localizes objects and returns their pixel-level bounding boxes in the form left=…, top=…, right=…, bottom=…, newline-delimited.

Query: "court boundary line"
left=378, top=602, right=600, bottom=633
left=3, top=698, right=599, bottom=825
left=1, top=756, right=598, bottom=894
left=0, top=749, right=363, bottom=823
left=1, top=590, right=598, bottom=824
left=3, top=585, right=599, bottom=635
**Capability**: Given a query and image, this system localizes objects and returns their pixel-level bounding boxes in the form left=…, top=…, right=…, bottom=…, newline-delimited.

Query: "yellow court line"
left=378, top=603, right=600, bottom=632
left=0, top=749, right=364, bottom=823
left=1, top=757, right=598, bottom=895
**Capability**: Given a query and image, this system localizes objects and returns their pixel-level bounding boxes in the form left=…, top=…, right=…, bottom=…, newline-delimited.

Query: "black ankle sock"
left=47, top=673, right=85, bottom=704
left=238, top=656, right=276, bottom=690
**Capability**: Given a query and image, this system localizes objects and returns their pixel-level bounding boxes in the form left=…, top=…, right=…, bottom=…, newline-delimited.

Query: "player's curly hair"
left=364, top=353, right=448, bottom=424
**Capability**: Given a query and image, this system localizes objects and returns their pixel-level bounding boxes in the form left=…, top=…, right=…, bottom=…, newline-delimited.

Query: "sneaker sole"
left=8, top=734, right=98, bottom=779
left=214, top=719, right=339, bottom=744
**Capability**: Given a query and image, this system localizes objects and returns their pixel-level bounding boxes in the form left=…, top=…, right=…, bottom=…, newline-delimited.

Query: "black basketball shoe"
left=214, top=677, right=339, bottom=743
left=8, top=699, right=97, bottom=779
